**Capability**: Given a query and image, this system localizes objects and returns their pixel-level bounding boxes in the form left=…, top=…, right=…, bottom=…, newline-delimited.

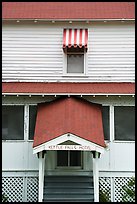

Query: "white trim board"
left=33, top=133, right=105, bottom=154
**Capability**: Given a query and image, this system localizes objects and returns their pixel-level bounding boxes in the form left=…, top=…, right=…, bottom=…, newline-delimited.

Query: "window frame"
left=2, top=104, right=25, bottom=142
left=113, top=105, right=135, bottom=142
left=2, top=104, right=37, bottom=142
left=56, top=150, right=83, bottom=169
left=102, top=104, right=135, bottom=143
left=63, top=49, right=87, bottom=76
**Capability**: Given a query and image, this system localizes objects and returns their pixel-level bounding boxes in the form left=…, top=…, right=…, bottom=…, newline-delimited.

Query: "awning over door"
left=63, top=29, right=88, bottom=50
left=33, top=96, right=105, bottom=150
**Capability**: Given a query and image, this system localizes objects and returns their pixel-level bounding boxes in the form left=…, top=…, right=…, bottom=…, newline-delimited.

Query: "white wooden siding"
left=2, top=141, right=39, bottom=170
left=99, top=142, right=135, bottom=172
left=2, top=141, right=135, bottom=172
left=88, top=23, right=135, bottom=82
left=2, top=22, right=135, bottom=82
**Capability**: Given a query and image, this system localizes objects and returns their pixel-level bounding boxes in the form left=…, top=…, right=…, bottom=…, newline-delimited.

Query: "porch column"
left=38, top=151, right=46, bottom=202
left=93, top=151, right=99, bottom=202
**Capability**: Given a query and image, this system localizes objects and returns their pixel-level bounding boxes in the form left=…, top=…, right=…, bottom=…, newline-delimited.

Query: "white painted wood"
left=27, top=142, right=39, bottom=170
left=99, top=171, right=135, bottom=177
left=111, top=142, right=135, bottom=171
left=93, top=152, right=99, bottom=202
left=2, top=22, right=135, bottom=82
left=33, top=133, right=104, bottom=154
left=2, top=171, right=39, bottom=177
left=99, top=142, right=135, bottom=172
left=38, top=152, right=45, bottom=202
left=45, top=144, right=99, bottom=151
left=2, top=136, right=135, bottom=173
left=38, top=152, right=43, bottom=202
left=98, top=144, right=110, bottom=171
left=110, top=105, right=114, bottom=142
left=2, top=141, right=39, bottom=171
left=111, top=177, right=114, bottom=202
left=63, top=51, right=87, bottom=76
left=24, top=105, right=29, bottom=141
left=2, top=142, right=27, bottom=170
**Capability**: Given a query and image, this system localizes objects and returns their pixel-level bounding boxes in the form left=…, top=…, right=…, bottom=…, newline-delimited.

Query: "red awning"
left=63, top=29, right=88, bottom=50
left=33, top=96, right=105, bottom=148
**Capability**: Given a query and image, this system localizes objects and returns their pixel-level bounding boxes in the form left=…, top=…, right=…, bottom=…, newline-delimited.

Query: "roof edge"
left=2, top=18, right=135, bottom=21
left=2, top=82, right=135, bottom=95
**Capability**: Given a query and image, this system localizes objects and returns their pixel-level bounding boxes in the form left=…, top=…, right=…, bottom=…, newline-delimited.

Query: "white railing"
left=2, top=173, right=39, bottom=202
left=2, top=173, right=135, bottom=202
left=99, top=176, right=135, bottom=202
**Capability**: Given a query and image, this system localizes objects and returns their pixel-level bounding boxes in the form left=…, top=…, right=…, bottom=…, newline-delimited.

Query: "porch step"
left=43, top=175, right=94, bottom=202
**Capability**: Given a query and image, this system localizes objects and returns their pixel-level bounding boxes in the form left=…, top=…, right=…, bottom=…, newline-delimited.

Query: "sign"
left=45, top=145, right=95, bottom=151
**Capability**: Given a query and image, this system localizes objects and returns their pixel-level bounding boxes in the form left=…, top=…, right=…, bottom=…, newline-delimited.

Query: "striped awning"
left=63, top=29, right=88, bottom=50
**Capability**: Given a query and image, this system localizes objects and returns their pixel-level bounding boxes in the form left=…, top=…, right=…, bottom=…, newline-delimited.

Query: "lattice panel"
left=2, top=175, right=135, bottom=202
left=2, top=177, right=24, bottom=202
left=26, top=177, right=39, bottom=202
left=114, top=177, right=135, bottom=202
left=99, top=177, right=111, bottom=202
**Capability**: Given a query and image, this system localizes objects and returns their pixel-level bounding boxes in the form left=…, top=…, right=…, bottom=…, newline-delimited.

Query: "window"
left=114, top=106, right=135, bottom=141
left=57, top=150, right=82, bottom=167
left=63, top=29, right=88, bottom=75
left=66, top=47, right=85, bottom=74
left=2, top=106, right=24, bottom=140
left=29, top=105, right=37, bottom=140
left=102, top=106, right=110, bottom=140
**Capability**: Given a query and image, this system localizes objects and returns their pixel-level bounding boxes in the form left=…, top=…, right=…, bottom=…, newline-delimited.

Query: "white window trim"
left=2, top=104, right=37, bottom=142
left=2, top=104, right=25, bottom=142
left=102, top=104, right=135, bottom=143
left=111, top=105, right=135, bottom=142
left=63, top=50, right=87, bottom=76
left=24, top=105, right=29, bottom=141
left=110, top=105, right=114, bottom=142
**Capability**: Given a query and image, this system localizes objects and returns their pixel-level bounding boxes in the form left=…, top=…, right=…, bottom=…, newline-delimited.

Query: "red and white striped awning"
left=63, top=29, right=88, bottom=50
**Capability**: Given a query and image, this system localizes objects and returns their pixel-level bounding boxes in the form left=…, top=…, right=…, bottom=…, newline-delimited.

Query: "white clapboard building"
left=2, top=2, right=135, bottom=202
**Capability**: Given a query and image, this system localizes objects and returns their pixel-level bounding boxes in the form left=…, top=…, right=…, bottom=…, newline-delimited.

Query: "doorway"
left=57, top=150, right=82, bottom=168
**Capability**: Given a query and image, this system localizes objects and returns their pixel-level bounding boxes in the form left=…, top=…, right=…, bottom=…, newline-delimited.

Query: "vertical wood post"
left=93, top=151, right=99, bottom=202
left=38, top=151, right=45, bottom=202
